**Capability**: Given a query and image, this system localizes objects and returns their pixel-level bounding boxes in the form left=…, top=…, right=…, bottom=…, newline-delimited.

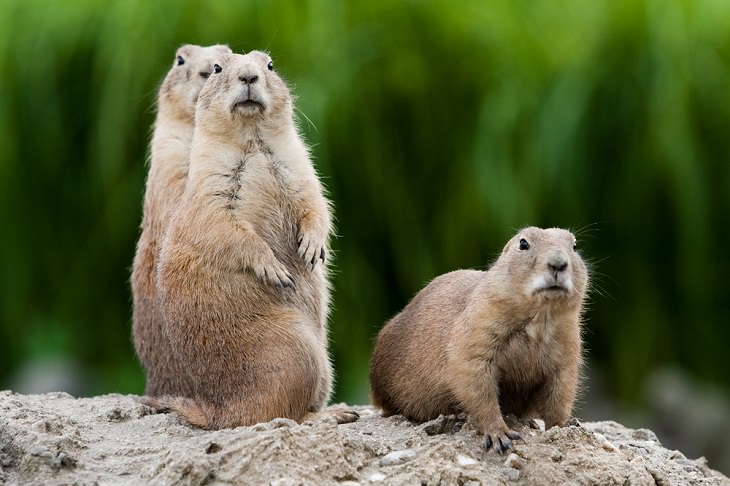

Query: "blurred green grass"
left=0, top=0, right=728, bottom=407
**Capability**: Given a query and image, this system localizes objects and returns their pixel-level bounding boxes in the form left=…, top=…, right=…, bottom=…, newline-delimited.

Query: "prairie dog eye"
left=573, top=240, right=577, bottom=251
left=267, top=60, right=274, bottom=71
left=213, top=64, right=222, bottom=74
left=177, top=56, right=185, bottom=66
left=519, top=238, right=530, bottom=251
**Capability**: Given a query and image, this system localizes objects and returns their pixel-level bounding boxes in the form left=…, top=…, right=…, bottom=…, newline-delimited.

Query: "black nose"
left=548, top=260, right=568, bottom=274
left=199, top=71, right=211, bottom=79
left=239, top=74, right=258, bottom=84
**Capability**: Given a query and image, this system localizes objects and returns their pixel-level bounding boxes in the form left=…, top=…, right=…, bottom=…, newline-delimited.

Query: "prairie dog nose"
left=200, top=61, right=217, bottom=79
left=547, top=254, right=568, bottom=275
left=239, top=73, right=259, bottom=84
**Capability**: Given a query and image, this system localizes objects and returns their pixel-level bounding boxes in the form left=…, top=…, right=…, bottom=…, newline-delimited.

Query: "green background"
left=0, top=0, right=728, bottom=468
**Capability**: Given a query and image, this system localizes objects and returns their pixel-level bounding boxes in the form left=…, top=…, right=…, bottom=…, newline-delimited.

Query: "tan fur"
left=370, top=227, right=589, bottom=453
left=132, top=44, right=232, bottom=397
left=151, top=51, right=354, bottom=429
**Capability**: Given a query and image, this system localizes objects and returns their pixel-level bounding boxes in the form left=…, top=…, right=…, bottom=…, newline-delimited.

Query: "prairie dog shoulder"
left=370, top=227, right=589, bottom=454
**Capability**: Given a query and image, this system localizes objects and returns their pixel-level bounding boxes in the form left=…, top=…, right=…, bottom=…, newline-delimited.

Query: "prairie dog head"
left=195, top=51, right=292, bottom=132
left=158, top=44, right=232, bottom=119
left=497, top=227, right=588, bottom=307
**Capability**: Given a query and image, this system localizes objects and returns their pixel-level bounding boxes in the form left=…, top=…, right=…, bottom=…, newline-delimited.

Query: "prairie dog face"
left=159, top=44, right=232, bottom=118
left=500, top=227, right=588, bottom=304
left=196, top=51, right=291, bottom=126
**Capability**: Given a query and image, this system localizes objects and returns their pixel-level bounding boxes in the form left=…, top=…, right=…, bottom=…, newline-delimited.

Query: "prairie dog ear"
left=177, top=44, right=194, bottom=56
left=213, top=44, right=233, bottom=55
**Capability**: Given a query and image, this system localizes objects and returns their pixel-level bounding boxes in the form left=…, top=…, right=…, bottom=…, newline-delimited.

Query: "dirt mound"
left=0, top=391, right=727, bottom=485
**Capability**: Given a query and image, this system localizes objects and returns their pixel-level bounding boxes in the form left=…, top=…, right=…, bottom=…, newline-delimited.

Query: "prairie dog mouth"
left=232, top=99, right=265, bottom=113
left=534, top=284, right=570, bottom=299
left=539, top=285, right=567, bottom=293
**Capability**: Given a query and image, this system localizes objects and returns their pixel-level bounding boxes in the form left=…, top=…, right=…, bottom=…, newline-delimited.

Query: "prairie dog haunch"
left=370, top=227, right=589, bottom=453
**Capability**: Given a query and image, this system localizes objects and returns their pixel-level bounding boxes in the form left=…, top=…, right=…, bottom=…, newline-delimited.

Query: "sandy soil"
left=0, top=391, right=727, bottom=485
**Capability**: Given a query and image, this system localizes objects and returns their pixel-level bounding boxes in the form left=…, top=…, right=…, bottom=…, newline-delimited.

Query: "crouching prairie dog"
left=132, top=44, right=232, bottom=397
left=146, top=51, right=356, bottom=429
left=370, top=227, right=589, bottom=453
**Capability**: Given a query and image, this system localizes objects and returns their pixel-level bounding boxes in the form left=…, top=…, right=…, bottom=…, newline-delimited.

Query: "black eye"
left=213, top=64, right=222, bottom=74
left=573, top=241, right=577, bottom=251
left=267, top=60, right=274, bottom=71
left=177, top=56, right=185, bottom=66
left=519, top=238, right=530, bottom=251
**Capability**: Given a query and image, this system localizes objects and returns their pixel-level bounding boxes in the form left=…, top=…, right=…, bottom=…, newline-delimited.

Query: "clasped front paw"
left=253, top=260, right=294, bottom=288
left=297, top=229, right=326, bottom=270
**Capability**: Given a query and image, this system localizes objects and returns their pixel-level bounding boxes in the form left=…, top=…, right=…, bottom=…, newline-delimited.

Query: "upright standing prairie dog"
left=370, top=227, right=589, bottom=453
left=149, top=51, right=355, bottom=429
left=132, top=44, right=232, bottom=397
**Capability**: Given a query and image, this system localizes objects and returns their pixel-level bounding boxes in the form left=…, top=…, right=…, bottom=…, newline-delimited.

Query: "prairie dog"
left=370, top=227, right=589, bottom=453
left=150, top=51, right=353, bottom=429
left=132, top=44, right=232, bottom=397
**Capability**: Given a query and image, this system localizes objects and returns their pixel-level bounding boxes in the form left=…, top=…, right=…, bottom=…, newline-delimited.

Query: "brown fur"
left=132, top=44, right=232, bottom=396
left=370, top=227, right=589, bottom=453
left=150, top=51, right=355, bottom=429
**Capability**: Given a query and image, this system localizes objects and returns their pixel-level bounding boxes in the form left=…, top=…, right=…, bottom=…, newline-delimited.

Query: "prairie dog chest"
left=498, top=312, right=563, bottom=383
left=233, top=149, right=291, bottom=196
left=211, top=146, right=299, bottom=239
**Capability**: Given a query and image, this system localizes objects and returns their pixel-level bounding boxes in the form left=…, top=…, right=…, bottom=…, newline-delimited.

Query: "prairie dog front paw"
left=297, top=223, right=327, bottom=270
left=253, top=252, right=294, bottom=288
left=481, top=425, right=522, bottom=454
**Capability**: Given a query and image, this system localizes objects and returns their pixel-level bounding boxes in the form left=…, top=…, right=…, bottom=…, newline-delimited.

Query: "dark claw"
left=528, top=419, right=541, bottom=430
left=297, top=236, right=303, bottom=245
left=310, top=253, right=317, bottom=265
left=506, top=431, right=522, bottom=441
left=451, top=420, right=465, bottom=434
left=320, top=249, right=326, bottom=262
left=494, top=438, right=504, bottom=454
left=498, top=437, right=513, bottom=453
left=567, top=417, right=581, bottom=427
left=482, top=435, right=493, bottom=451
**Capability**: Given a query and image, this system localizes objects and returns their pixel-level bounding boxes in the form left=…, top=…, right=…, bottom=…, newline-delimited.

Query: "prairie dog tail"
left=141, top=395, right=210, bottom=429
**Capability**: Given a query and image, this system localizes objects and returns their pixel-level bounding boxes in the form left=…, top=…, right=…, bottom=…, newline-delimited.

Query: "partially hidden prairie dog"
left=132, top=44, right=232, bottom=397
left=148, top=51, right=356, bottom=429
left=370, top=227, right=589, bottom=453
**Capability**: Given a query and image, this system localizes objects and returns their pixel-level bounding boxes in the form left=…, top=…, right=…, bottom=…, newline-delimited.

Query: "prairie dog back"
left=370, top=227, right=589, bottom=454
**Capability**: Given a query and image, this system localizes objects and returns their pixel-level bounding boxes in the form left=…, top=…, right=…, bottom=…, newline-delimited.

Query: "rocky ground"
left=0, top=391, right=727, bottom=485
